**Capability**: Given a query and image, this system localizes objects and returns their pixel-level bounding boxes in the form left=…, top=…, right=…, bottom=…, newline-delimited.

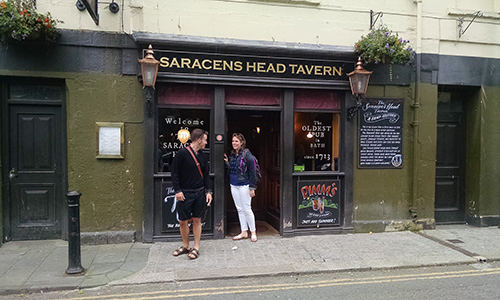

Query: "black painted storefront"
left=137, top=35, right=357, bottom=241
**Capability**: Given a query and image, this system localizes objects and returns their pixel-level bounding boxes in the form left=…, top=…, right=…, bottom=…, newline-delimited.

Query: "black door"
left=7, top=102, right=65, bottom=240
left=434, top=94, right=465, bottom=224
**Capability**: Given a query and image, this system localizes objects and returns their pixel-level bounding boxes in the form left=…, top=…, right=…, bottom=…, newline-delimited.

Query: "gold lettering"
left=160, top=57, right=169, bottom=68
left=202, top=59, right=212, bottom=70
left=170, top=58, right=180, bottom=68
left=181, top=58, right=192, bottom=69
left=323, top=66, right=332, bottom=76
left=192, top=59, right=202, bottom=69
left=277, top=64, right=286, bottom=73
left=289, top=64, right=298, bottom=73
left=305, top=65, right=314, bottom=75
left=266, top=63, right=276, bottom=73
left=296, top=65, right=306, bottom=75
left=257, top=62, right=266, bottom=72
left=247, top=62, right=257, bottom=72
left=333, top=67, right=342, bottom=76
left=223, top=60, right=233, bottom=71
left=213, top=60, right=223, bottom=70
left=234, top=61, right=243, bottom=71
left=314, top=65, right=322, bottom=75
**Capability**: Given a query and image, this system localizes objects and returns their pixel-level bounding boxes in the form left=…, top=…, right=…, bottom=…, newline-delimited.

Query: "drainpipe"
left=410, top=0, right=422, bottom=220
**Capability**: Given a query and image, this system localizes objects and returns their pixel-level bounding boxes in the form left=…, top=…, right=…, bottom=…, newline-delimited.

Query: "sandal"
left=233, top=234, right=248, bottom=241
left=173, top=246, right=191, bottom=257
left=251, top=235, right=258, bottom=242
left=188, top=248, right=200, bottom=260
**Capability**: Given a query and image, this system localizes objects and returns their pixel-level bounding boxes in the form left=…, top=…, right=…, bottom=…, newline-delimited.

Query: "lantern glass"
left=349, top=73, right=371, bottom=95
left=142, top=62, right=158, bottom=87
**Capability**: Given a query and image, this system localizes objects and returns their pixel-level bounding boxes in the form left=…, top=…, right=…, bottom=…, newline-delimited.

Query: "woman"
left=224, top=133, right=259, bottom=242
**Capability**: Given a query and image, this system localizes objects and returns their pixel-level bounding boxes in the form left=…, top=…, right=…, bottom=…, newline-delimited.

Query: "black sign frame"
left=161, top=181, right=212, bottom=233
left=297, top=179, right=341, bottom=228
left=358, top=98, right=404, bottom=169
left=154, top=49, right=353, bottom=83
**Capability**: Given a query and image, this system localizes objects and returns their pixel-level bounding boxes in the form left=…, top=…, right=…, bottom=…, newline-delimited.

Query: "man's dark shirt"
left=171, top=146, right=211, bottom=194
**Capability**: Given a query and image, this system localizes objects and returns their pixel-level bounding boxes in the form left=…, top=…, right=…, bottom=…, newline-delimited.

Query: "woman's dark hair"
left=231, top=133, right=246, bottom=154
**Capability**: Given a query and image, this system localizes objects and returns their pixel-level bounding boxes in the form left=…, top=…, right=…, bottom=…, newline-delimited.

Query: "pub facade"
left=1, top=0, right=499, bottom=244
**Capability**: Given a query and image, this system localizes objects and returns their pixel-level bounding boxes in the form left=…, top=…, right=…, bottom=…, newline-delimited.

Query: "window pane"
left=294, top=112, right=340, bottom=172
left=157, top=108, right=210, bottom=172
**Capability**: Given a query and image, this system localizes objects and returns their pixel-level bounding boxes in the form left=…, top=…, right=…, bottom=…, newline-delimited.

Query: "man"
left=171, top=128, right=212, bottom=260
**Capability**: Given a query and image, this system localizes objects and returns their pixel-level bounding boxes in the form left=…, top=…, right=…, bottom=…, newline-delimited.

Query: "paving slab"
left=0, top=225, right=499, bottom=296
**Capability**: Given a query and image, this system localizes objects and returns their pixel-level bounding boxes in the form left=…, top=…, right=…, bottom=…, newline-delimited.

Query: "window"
left=294, top=112, right=340, bottom=171
left=293, top=89, right=341, bottom=172
left=156, top=84, right=212, bottom=173
left=157, top=108, right=210, bottom=172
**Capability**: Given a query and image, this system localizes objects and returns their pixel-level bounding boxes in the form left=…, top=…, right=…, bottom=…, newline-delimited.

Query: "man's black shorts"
left=177, top=189, right=207, bottom=221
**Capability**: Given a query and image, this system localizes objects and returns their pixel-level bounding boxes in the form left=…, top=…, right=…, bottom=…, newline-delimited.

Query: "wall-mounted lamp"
left=256, top=127, right=261, bottom=134
left=347, top=57, right=372, bottom=121
left=307, top=132, right=314, bottom=139
left=138, top=45, right=160, bottom=117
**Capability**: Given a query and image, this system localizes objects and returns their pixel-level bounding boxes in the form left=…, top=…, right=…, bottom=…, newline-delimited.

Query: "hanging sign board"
left=358, top=98, right=404, bottom=168
left=297, top=180, right=341, bottom=227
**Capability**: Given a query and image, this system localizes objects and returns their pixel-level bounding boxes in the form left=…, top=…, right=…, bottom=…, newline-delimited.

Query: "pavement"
left=1, top=224, right=500, bottom=296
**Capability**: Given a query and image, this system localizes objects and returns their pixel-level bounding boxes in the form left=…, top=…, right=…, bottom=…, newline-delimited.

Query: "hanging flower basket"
left=0, top=0, right=59, bottom=44
left=355, top=25, right=415, bottom=65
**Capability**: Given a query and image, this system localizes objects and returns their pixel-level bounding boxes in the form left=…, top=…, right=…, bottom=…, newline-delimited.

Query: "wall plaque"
left=358, top=98, right=404, bottom=168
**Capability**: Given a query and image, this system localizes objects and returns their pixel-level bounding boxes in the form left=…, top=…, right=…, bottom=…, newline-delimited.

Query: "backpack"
left=240, top=149, right=262, bottom=185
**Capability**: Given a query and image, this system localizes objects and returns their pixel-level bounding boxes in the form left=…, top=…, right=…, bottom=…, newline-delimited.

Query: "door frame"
left=224, top=106, right=282, bottom=233
left=434, top=87, right=467, bottom=224
left=1, top=77, right=68, bottom=241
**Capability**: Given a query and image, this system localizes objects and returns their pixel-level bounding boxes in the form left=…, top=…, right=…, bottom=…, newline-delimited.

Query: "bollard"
left=65, top=191, right=85, bottom=275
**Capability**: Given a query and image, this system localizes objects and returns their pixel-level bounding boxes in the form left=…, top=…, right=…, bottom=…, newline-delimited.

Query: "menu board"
left=297, top=179, right=341, bottom=227
left=358, top=98, right=404, bottom=168
left=161, top=182, right=212, bottom=232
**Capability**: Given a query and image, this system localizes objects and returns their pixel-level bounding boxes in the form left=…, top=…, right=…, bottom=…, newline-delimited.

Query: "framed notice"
left=297, top=179, right=341, bottom=228
left=358, top=98, right=404, bottom=169
left=96, top=122, right=124, bottom=159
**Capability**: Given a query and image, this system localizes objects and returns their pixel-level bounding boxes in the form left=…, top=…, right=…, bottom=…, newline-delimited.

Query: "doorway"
left=226, top=109, right=281, bottom=236
left=2, top=80, right=66, bottom=241
left=434, top=89, right=466, bottom=224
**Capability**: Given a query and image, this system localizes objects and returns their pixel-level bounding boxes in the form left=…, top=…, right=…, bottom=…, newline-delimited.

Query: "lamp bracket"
left=458, top=11, right=482, bottom=37
left=143, top=86, right=155, bottom=118
left=370, top=10, right=383, bottom=29
left=347, top=96, right=362, bottom=121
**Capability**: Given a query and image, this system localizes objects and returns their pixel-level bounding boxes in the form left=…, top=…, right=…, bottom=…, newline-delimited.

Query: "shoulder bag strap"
left=186, top=146, right=204, bottom=179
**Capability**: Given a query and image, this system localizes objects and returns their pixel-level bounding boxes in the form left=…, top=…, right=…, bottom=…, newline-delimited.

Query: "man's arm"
left=171, top=149, right=183, bottom=193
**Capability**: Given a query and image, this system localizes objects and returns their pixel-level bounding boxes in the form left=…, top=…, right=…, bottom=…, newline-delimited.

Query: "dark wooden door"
left=435, top=99, right=465, bottom=223
left=8, top=104, right=64, bottom=240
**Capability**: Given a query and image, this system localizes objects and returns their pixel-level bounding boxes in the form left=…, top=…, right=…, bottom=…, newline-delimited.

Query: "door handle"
left=9, top=168, right=17, bottom=179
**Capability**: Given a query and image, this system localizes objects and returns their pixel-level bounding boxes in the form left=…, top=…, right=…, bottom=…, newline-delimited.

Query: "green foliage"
left=355, top=25, right=415, bottom=65
left=0, top=0, right=59, bottom=44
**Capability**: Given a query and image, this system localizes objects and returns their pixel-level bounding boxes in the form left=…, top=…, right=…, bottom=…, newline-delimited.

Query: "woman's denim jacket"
left=227, top=149, right=258, bottom=190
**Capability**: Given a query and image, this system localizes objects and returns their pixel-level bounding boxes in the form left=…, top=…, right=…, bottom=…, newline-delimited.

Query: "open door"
left=226, top=109, right=281, bottom=235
